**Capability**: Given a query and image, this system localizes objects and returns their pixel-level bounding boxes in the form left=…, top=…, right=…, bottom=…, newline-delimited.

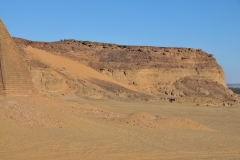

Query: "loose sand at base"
left=1, top=95, right=240, bottom=159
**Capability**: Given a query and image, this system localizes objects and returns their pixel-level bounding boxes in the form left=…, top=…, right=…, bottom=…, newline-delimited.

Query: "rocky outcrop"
left=14, top=38, right=239, bottom=106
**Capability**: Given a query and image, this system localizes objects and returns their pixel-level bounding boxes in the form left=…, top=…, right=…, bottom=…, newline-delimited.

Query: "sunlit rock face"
left=14, top=38, right=239, bottom=106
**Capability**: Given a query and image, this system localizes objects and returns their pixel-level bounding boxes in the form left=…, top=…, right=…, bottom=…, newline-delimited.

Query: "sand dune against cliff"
left=25, top=46, right=136, bottom=92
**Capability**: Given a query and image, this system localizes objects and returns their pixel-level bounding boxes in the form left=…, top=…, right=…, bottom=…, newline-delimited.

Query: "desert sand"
left=1, top=95, right=240, bottom=159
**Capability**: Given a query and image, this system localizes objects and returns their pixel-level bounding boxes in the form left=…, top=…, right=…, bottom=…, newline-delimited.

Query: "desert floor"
left=1, top=94, right=240, bottom=160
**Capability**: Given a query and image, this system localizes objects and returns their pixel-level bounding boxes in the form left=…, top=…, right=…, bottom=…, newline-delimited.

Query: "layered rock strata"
left=14, top=38, right=239, bottom=106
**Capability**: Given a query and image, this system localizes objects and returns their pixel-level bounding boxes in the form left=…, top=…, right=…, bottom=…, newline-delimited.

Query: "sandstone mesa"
left=12, top=37, right=240, bottom=107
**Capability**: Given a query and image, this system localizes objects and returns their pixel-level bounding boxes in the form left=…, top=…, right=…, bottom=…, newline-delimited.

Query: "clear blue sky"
left=1, top=0, right=239, bottom=83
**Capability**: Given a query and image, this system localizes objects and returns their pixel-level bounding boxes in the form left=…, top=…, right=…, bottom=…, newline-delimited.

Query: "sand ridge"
left=112, top=111, right=213, bottom=131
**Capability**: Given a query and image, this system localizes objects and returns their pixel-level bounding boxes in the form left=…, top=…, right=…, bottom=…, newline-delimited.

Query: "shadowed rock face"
left=14, top=38, right=239, bottom=106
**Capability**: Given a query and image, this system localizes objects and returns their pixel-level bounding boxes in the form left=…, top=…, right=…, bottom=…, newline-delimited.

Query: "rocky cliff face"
left=14, top=38, right=239, bottom=106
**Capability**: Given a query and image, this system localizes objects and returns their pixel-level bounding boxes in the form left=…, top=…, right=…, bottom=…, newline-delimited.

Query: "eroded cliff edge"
left=14, top=38, right=239, bottom=106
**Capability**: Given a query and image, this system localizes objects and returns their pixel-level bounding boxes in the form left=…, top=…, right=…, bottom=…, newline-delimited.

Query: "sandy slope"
left=25, top=46, right=136, bottom=91
left=1, top=95, right=240, bottom=159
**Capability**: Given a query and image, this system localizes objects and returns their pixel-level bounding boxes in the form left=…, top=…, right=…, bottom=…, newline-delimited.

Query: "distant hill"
left=227, top=84, right=240, bottom=88
left=228, top=84, right=240, bottom=94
